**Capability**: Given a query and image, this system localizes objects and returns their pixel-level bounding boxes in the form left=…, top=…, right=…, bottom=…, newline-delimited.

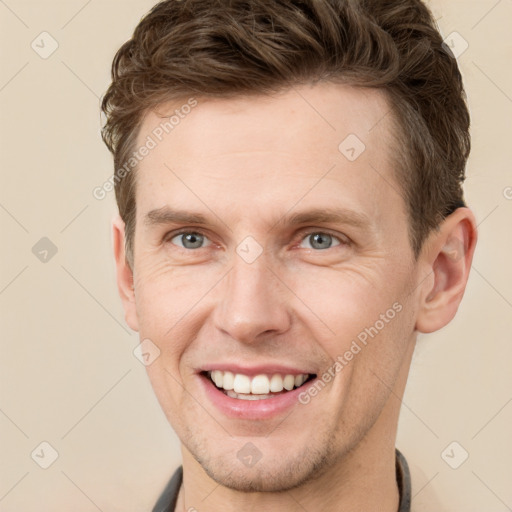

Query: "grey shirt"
left=153, top=448, right=412, bottom=512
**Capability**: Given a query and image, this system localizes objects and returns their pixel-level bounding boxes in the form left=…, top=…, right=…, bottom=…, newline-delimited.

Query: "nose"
left=212, top=256, right=291, bottom=344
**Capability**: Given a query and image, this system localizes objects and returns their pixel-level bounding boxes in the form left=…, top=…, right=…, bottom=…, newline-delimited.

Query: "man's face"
left=126, top=84, right=421, bottom=491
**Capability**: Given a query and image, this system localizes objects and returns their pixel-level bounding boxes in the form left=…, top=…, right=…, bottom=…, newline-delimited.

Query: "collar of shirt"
left=153, top=448, right=412, bottom=512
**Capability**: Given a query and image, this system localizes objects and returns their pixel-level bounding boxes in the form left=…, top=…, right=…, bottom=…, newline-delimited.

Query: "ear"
left=112, top=215, right=139, bottom=332
left=415, top=207, right=478, bottom=333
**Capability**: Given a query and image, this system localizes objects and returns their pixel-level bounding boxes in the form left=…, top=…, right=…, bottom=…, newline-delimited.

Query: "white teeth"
left=222, top=371, right=234, bottom=390
left=233, top=374, right=251, bottom=394
left=226, top=390, right=272, bottom=400
left=212, top=370, right=223, bottom=388
left=269, top=374, right=284, bottom=392
left=283, top=375, right=295, bottom=391
left=251, top=375, right=270, bottom=394
left=208, top=370, right=310, bottom=397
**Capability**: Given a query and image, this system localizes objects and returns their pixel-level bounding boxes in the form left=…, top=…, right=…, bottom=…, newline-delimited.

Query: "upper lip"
left=198, top=363, right=316, bottom=377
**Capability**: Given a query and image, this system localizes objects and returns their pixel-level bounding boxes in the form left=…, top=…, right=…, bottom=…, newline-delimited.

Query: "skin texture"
left=113, top=83, right=477, bottom=512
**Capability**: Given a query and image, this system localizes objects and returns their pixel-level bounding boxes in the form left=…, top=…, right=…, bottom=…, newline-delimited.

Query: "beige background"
left=1, top=1, right=511, bottom=511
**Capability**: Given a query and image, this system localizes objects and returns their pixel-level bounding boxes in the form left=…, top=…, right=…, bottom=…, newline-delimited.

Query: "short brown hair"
left=101, top=0, right=470, bottom=261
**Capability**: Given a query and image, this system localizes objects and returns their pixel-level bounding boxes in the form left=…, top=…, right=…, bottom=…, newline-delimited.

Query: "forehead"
left=134, top=83, right=405, bottom=232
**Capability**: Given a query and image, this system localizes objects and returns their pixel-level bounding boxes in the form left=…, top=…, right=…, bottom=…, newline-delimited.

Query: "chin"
left=184, top=431, right=342, bottom=493
left=204, top=458, right=325, bottom=493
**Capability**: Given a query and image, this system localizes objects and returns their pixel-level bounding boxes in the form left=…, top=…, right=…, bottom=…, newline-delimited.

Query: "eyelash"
left=164, top=228, right=350, bottom=250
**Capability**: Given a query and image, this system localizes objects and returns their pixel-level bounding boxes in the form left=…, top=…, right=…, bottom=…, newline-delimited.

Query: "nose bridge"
left=213, top=252, right=290, bottom=343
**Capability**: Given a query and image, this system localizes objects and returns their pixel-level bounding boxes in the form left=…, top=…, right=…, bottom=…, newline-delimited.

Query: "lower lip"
left=199, top=374, right=315, bottom=420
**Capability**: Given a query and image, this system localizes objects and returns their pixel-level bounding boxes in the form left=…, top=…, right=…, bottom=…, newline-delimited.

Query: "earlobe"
left=415, top=208, right=478, bottom=334
left=112, top=215, right=139, bottom=332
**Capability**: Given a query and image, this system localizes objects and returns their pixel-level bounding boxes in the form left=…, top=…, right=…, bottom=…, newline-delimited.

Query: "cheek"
left=133, top=257, right=219, bottom=328
left=289, top=261, right=414, bottom=382
left=290, top=264, right=398, bottom=335
left=132, top=259, right=225, bottom=379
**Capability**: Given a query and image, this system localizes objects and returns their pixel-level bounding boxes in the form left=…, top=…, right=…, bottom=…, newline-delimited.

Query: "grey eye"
left=301, top=233, right=340, bottom=250
left=171, top=232, right=208, bottom=249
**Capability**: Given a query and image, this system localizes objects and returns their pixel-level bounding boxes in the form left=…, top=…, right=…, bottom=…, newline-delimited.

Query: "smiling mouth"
left=203, top=370, right=316, bottom=400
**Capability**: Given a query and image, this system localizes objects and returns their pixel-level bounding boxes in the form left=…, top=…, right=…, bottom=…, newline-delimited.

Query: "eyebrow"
left=144, top=206, right=373, bottom=232
left=283, top=208, right=372, bottom=230
left=145, top=207, right=209, bottom=227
